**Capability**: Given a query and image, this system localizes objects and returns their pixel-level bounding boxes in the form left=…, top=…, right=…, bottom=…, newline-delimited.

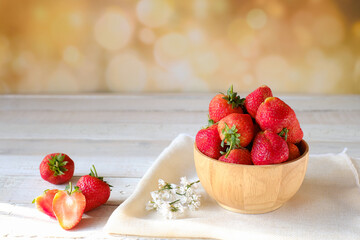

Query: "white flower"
left=158, top=179, right=166, bottom=188
left=146, top=177, right=201, bottom=219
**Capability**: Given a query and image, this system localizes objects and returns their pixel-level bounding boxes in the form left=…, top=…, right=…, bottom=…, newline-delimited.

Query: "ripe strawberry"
left=209, top=85, right=244, bottom=123
left=218, top=113, right=255, bottom=151
left=52, top=182, right=86, bottom=230
left=33, top=189, right=59, bottom=218
left=287, top=142, right=301, bottom=161
left=219, top=148, right=253, bottom=165
left=245, top=85, right=273, bottom=118
left=256, top=97, right=303, bottom=143
left=77, top=165, right=111, bottom=212
left=196, top=125, right=223, bottom=159
left=40, top=153, right=74, bottom=185
left=251, top=130, right=289, bottom=165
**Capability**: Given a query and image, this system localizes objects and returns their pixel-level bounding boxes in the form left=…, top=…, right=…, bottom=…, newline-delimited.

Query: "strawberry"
left=40, top=153, right=74, bottom=185
left=33, top=189, right=59, bottom=218
left=251, top=130, right=289, bottom=165
left=209, top=85, right=244, bottom=123
left=77, top=165, right=111, bottom=212
left=52, top=182, right=86, bottom=230
left=219, top=148, right=253, bottom=165
left=195, top=124, right=223, bottom=159
left=218, top=113, right=255, bottom=153
left=245, top=85, right=273, bottom=118
left=287, top=142, right=300, bottom=161
left=256, top=97, right=303, bottom=143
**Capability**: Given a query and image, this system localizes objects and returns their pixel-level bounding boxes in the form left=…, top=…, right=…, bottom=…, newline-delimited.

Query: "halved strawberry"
left=33, top=189, right=59, bottom=218
left=52, top=182, right=86, bottom=230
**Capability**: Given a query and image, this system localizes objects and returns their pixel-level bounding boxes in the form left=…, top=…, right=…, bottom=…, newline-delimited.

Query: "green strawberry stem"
left=65, top=182, right=81, bottom=195
left=207, top=116, right=215, bottom=127
left=202, top=115, right=217, bottom=129
left=48, top=154, right=68, bottom=176
left=221, top=85, right=245, bottom=109
left=221, top=123, right=241, bottom=158
left=89, top=165, right=113, bottom=188
left=279, top=128, right=289, bottom=141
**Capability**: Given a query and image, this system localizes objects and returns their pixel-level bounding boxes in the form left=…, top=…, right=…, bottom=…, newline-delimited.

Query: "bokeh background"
left=0, top=0, right=359, bottom=94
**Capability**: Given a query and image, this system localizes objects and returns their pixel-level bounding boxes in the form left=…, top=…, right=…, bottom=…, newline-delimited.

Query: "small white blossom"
left=146, top=177, right=201, bottom=219
left=158, top=179, right=166, bottom=188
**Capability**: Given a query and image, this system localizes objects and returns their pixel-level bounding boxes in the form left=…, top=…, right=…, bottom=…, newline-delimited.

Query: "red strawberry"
left=40, top=153, right=74, bottom=185
left=77, top=165, right=111, bottom=212
left=287, top=142, right=301, bottom=161
left=52, top=183, right=86, bottom=230
left=33, top=189, right=59, bottom=218
left=251, top=130, right=289, bottom=165
left=209, top=85, right=244, bottom=123
left=256, top=97, right=303, bottom=143
left=219, top=148, right=253, bottom=165
left=253, top=122, right=262, bottom=137
left=218, top=113, right=255, bottom=150
left=196, top=125, right=223, bottom=159
left=245, top=85, right=273, bottom=118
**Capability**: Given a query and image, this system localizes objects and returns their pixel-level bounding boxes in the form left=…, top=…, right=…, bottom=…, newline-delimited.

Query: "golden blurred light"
left=306, top=48, right=325, bottom=65
left=255, top=55, right=289, bottom=91
left=168, top=62, right=208, bottom=91
left=354, top=58, right=360, bottom=84
left=239, top=36, right=261, bottom=59
left=231, top=60, right=250, bottom=76
left=242, top=74, right=255, bottom=86
left=138, top=28, right=156, bottom=45
left=69, top=12, right=84, bottom=28
left=192, top=51, right=219, bottom=76
left=12, top=51, right=34, bottom=74
left=193, top=0, right=208, bottom=19
left=76, top=59, right=101, bottom=92
left=0, top=35, right=11, bottom=65
left=32, top=5, right=47, bottom=21
left=63, top=45, right=81, bottom=65
left=154, top=33, right=189, bottom=67
left=187, top=29, right=206, bottom=45
left=106, top=52, right=147, bottom=92
left=293, top=25, right=313, bottom=47
left=48, top=65, right=79, bottom=93
left=352, top=21, right=360, bottom=38
left=246, top=9, right=267, bottom=30
left=16, top=64, right=46, bottom=93
left=309, top=59, right=343, bottom=92
left=211, top=0, right=229, bottom=15
left=227, top=18, right=254, bottom=45
left=136, top=0, right=173, bottom=28
left=94, top=9, right=133, bottom=51
left=312, top=15, right=344, bottom=47
left=150, top=66, right=181, bottom=91
left=266, top=2, right=285, bottom=18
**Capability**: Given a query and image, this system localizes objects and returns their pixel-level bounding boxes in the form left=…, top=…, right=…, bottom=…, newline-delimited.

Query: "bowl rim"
left=194, top=139, right=309, bottom=168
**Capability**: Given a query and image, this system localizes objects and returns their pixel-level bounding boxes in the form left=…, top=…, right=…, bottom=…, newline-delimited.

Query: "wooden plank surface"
left=0, top=93, right=359, bottom=239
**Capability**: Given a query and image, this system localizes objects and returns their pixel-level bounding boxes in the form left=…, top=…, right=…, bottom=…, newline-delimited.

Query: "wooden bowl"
left=194, top=140, right=309, bottom=214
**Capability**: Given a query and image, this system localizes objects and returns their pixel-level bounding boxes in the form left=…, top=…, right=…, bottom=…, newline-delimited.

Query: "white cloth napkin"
left=104, top=134, right=360, bottom=240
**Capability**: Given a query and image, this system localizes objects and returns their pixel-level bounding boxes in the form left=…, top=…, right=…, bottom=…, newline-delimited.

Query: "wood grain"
left=0, top=94, right=359, bottom=239
left=194, top=141, right=309, bottom=214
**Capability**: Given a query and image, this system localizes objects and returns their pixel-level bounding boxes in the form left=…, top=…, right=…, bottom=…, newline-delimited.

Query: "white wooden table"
left=0, top=94, right=359, bottom=239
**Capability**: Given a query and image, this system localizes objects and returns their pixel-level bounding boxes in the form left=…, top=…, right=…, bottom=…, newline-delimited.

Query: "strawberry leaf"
left=278, top=128, right=289, bottom=141
left=221, top=123, right=241, bottom=157
left=48, top=154, right=68, bottom=176
left=89, top=165, right=112, bottom=188
left=221, top=85, right=245, bottom=109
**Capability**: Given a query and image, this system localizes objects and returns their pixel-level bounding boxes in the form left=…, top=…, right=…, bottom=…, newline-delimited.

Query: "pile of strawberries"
left=195, top=85, right=303, bottom=165
left=33, top=153, right=112, bottom=230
